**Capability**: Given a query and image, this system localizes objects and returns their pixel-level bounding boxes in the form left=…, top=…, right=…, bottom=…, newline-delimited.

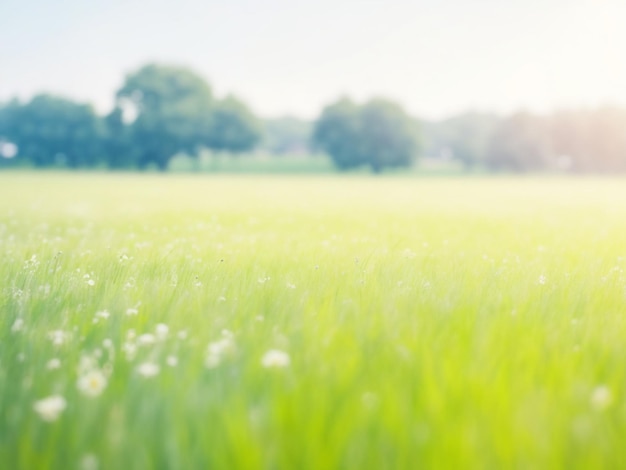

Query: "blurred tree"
left=359, top=99, right=420, bottom=173
left=584, top=107, right=626, bottom=173
left=102, top=107, right=139, bottom=169
left=547, top=108, right=626, bottom=173
left=312, top=98, right=362, bottom=170
left=115, top=63, right=215, bottom=170
left=0, top=95, right=103, bottom=168
left=424, top=112, right=499, bottom=170
left=485, top=112, right=552, bottom=172
left=205, top=95, right=262, bottom=154
left=263, top=116, right=312, bottom=155
left=313, top=97, right=419, bottom=172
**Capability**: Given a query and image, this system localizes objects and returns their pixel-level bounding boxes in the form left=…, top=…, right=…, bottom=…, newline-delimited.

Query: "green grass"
left=2, top=173, right=626, bottom=469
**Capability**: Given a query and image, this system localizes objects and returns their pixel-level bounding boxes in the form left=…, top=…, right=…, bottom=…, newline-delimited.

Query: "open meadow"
left=2, top=173, right=626, bottom=469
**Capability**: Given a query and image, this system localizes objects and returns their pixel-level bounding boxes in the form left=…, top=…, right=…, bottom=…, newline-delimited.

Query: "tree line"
left=2, top=63, right=626, bottom=173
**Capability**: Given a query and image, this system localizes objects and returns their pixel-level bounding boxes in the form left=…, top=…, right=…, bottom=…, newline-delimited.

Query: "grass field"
left=2, top=173, right=626, bottom=469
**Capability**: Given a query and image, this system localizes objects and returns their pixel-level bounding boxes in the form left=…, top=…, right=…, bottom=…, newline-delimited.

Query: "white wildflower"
left=33, top=395, right=67, bottom=422
left=95, top=310, right=109, bottom=320
left=155, top=323, right=169, bottom=340
left=103, top=338, right=113, bottom=349
left=137, top=333, right=156, bottom=346
left=538, top=275, right=547, bottom=285
left=77, top=369, right=108, bottom=397
left=261, top=349, right=290, bottom=368
left=11, top=318, right=24, bottom=333
left=48, top=330, right=66, bottom=346
left=125, top=307, right=138, bottom=316
left=137, top=362, right=160, bottom=377
left=46, top=358, right=61, bottom=370
left=177, top=330, right=188, bottom=340
left=77, top=355, right=97, bottom=375
left=122, top=342, right=137, bottom=360
left=205, top=337, right=235, bottom=368
left=590, top=385, right=613, bottom=411
left=80, top=453, right=99, bottom=470
left=86, top=279, right=95, bottom=286
left=166, top=355, right=178, bottom=367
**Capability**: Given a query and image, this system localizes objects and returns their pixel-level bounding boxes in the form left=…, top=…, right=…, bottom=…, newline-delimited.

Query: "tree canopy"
left=313, top=98, right=420, bottom=173
left=3, top=62, right=626, bottom=173
left=114, top=64, right=215, bottom=170
left=0, top=95, right=103, bottom=168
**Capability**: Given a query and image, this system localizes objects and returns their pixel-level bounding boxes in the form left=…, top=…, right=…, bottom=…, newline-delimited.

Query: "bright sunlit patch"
left=590, top=385, right=613, bottom=411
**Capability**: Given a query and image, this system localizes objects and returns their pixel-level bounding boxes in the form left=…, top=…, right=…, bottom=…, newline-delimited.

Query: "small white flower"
left=137, top=362, right=160, bottom=377
left=166, top=355, right=178, bottom=367
left=77, top=369, right=108, bottom=397
left=590, top=385, right=613, bottom=411
left=103, top=338, right=113, bottom=349
left=205, top=337, right=235, bottom=368
left=46, top=358, right=61, bottom=370
left=177, top=330, right=188, bottom=340
left=126, top=307, right=138, bottom=316
left=95, top=310, right=109, bottom=320
left=155, top=323, right=169, bottom=340
left=11, top=318, right=24, bottom=333
left=48, top=330, right=66, bottom=346
left=122, top=342, right=137, bottom=360
left=286, top=283, right=296, bottom=289
left=80, top=453, right=99, bottom=470
left=86, top=279, right=96, bottom=286
left=77, top=355, right=97, bottom=375
left=137, top=333, right=156, bottom=346
left=261, top=349, right=290, bottom=368
left=538, top=275, right=547, bottom=285
left=208, top=337, right=234, bottom=356
left=33, top=395, right=67, bottom=422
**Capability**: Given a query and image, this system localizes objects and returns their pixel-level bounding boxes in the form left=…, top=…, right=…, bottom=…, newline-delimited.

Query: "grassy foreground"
left=2, top=173, right=626, bottom=469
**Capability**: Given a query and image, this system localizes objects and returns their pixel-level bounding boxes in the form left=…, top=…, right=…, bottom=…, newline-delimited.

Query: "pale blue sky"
left=1, top=0, right=625, bottom=119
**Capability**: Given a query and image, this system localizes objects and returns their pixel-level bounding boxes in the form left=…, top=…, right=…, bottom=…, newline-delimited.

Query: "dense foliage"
left=313, top=98, right=420, bottom=172
left=3, top=64, right=626, bottom=172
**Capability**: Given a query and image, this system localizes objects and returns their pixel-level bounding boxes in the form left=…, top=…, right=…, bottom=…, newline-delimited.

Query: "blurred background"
left=1, top=0, right=626, bottom=174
